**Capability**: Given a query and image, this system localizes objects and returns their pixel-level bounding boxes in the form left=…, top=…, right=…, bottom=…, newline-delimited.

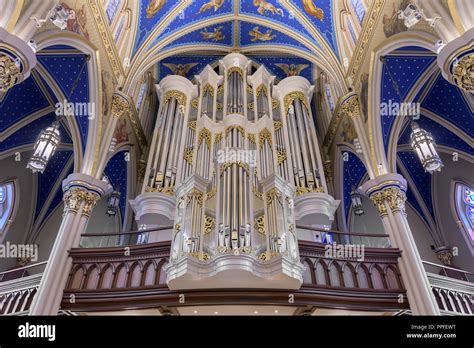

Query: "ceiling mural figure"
left=253, top=0, right=284, bottom=16
left=0, top=0, right=473, bottom=326
left=302, top=0, right=325, bottom=21
left=200, top=26, right=225, bottom=41
left=275, top=63, right=310, bottom=76
left=249, top=26, right=277, bottom=41
left=146, top=0, right=167, bottom=19
left=198, top=0, right=226, bottom=14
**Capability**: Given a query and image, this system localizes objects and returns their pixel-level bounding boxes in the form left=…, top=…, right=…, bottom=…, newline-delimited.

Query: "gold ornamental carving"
left=227, top=66, right=243, bottom=77
left=198, top=128, right=212, bottom=149
left=273, top=121, right=283, bottom=131
left=283, top=91, right=309, bottom=115
left=164, top=90, right=187, bottom=106
left=296, top=186, right=325, bottom=196
left=259, top=128, right=272, bottom=149
left=145, top=186, right=174, bottom=195
left=255, top=84, right=268, bottom=97
left=225, top=125, right=245, bottom=136
left=271, top=99, right=279, bottom=109
left=183, top=147, right=194, bottom=164
left=191, top=98, right=199, bottom=109
left=111, top=94, right=130, bottom=118
left=254, top=215, right=265, bottom=235
left=370, top=186, right=406, bottom=217
left=203, top=215, right=216, bottom=235
left=452, top=54, right=474, bottom=92
left=340, top=95, right=361, bottom=119
left=277, top=149, right=287, bottom=165
left=63, top=187, right=100, bottom=217
left=214, top=132, right=223, bottom=143
left=188, top=120, right=196, bottom=130
left=265, top=188, right=281, bottom=205
left=0, top=54, right=21, bottom=92
left=220, top=161, right=250, bottom=176
left=247, top=133, right=256, bottom=143
left=189, top=251, right=211, bottom=261
left=202, top=83, right=215, bottom=97
left=187, top=188, right=204, bottom=206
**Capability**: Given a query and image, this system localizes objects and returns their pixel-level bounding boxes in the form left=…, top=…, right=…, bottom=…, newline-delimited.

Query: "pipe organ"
left=135, top=53, right=339, bottom=290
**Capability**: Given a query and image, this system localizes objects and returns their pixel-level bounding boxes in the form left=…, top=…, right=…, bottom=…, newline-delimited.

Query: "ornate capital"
left=0, top=54, right=21, bottom=92
left=452, top=53, right=473, bottom=92
left=433, top=246, right=454, bottom=266
left=111, top=92, right=131, bottom=118
left=63, top=187, right=100, bottom=217
left=340, top=95, right=361, bottom=119
left=370, top=186, right=406, bottom=217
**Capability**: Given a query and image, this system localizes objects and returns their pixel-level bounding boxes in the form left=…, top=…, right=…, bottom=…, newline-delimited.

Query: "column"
left=361, top=174, right=440, bottom=315
left=95, top=91, right=131, bottom=177
left=29, top=174, right=111, bottom=315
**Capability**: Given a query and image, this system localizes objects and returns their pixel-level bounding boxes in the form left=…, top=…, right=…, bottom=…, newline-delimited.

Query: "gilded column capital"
left=361, top=174, right=408, bottom=217
left=63, top=187, right=101, bottom=217
left=340, top=94, right=361, bottom=120
left=0, top=54, right=21, bottom=92
left=111, top=92, right=131, bottom=118
left=62, top=173, right=112, bottom=217
left=369, top=186, right=407, bottom=217
left=452, top=53, right=473, bottom=92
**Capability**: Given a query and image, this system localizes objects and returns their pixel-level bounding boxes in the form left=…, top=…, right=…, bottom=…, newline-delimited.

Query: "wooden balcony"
left=60, top=240, right=409, bottom=313
left=0, top=262, right=46, bottom=315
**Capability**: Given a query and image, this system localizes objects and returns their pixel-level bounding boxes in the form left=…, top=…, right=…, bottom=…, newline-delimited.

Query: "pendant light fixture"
left=381, top=56, right=443, bottom=174
left=27, top=55, right=90, bottom=173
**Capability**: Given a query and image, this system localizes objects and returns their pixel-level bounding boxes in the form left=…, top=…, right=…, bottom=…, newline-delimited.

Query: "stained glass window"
left=455, top=183, right=474, bottom=243
left=106, top=0, right=122, bottom=23
left=351, top=0, right=366, bottom=23
left=0, top=182, right=15, bottom=237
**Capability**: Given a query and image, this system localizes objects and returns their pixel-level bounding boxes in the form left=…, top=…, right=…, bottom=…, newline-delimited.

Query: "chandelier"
left=106, top=189, right=121, bottom=216
left=409, top=121, right=443, bottom=173
left=26, top=121, right=61, bottom=173
left=350, top=186, right=365, bottom=216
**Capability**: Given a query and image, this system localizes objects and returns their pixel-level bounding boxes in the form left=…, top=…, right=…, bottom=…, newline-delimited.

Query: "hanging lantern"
left=409, top=122, right=443, bottom=173
left=26, top=121, right=61, bottom=173
left=106, top=189, right=121, bottom=216
left=350, top=187, right=365, bottom=216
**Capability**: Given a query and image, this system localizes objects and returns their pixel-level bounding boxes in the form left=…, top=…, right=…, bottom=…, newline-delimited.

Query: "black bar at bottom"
left=0, top=315, right=471, bottom=346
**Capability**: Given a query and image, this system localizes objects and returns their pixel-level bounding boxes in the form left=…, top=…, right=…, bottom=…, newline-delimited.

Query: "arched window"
left=350, top=0, right=366, bottom=24
left=0, top=181, right=16, bottom=241
left=324, top=81, right=335, bottom=113
left=106, top=0, right=122, bottom=23
left=454, top=182, right=474, bottom=245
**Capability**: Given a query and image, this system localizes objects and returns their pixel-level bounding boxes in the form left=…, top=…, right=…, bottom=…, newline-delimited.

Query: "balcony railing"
left=0, top=262, right=46, bottom=315
left=60, top=237, right=408, bottom=313
left=423, top=261, right=474, bottom=315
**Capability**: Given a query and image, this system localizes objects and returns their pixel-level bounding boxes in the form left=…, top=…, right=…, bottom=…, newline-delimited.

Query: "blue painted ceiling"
left=104, top=150, right=129, bottom=228
left=133, top=0, right=339, bottom=58
left=0, top=44, right=90, bottom=230
left=381, top=47, right=473, bottom=227
left=342, top=151, right=367, bottom=221
left=158, top=53, right=313, bottom=82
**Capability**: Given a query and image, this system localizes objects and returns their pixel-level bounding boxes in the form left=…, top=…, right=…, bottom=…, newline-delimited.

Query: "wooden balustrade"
left=60, top=240, right=409, bottom=312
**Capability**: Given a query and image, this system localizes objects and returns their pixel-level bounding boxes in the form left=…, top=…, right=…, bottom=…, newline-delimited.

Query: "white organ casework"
left=131, top=53, right=339, bottom=290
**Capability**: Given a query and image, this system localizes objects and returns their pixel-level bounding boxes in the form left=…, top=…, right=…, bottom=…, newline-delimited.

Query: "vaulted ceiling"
left=131, top=0, right=339, bottom=59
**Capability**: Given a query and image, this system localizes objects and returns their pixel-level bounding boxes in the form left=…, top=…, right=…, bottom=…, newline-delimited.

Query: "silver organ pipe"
left=158, top=55, right=315, bottom=264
